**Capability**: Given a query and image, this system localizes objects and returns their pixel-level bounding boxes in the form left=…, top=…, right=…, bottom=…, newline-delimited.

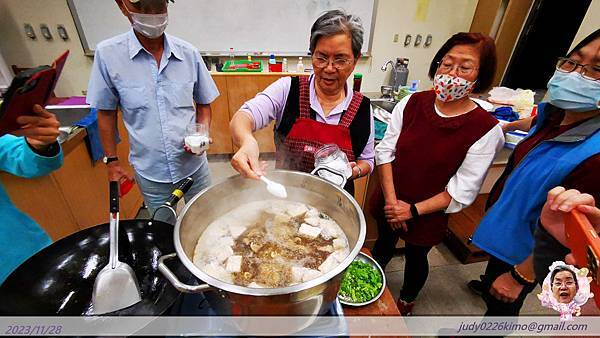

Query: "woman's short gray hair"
left=310, top=10, right=364, bottom=58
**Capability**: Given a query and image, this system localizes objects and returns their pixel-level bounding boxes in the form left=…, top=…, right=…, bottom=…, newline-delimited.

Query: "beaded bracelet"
left=511, top=266, right=536, bottom=286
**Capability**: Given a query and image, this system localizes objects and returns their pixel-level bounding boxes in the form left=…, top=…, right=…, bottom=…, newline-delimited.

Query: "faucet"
left=381, top=60, right=395, bottom=72
left=381, top=60, right=399, bottom=93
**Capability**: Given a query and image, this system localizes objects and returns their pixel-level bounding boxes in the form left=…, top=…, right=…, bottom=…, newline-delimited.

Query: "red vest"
left=373, top=90, right=498, bottom=246
left=275, top=76, right=365, bottom=173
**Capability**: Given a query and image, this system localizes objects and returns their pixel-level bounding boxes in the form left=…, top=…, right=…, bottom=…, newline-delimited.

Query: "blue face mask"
left=547, top=70, right=600, bottom=113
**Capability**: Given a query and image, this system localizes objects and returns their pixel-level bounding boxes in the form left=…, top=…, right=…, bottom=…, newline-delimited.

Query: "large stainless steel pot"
left=159, top=170, right=366, bottom=316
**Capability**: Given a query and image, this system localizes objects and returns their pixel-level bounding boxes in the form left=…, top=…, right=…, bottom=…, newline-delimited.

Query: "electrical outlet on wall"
left=57, top=25, right=69, bottom=41
left=24, top=23, right=36, bottom=40
left=393, top=34, right=399, bottom=43
left=40, top=24, right=53, bottom=40
left=414, top=34, right=422, bottom=47
left=425, top=34, right=432, bottom=47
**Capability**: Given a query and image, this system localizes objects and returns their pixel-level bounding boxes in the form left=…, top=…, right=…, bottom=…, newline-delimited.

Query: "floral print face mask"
left=433, top=74, right=476, bottom=102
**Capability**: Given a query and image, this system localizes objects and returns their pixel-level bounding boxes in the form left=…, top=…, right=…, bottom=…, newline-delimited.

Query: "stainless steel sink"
left=370, top=98, right=397, bottom=113
left=57, top=126, right=80, bottom=144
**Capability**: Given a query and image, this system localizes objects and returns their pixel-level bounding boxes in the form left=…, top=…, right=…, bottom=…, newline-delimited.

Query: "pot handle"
left=158, top=253, right=215, bottom=293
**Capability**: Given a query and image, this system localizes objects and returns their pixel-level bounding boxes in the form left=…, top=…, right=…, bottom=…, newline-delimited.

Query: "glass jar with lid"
left=313, top=144, right=352, bottom=179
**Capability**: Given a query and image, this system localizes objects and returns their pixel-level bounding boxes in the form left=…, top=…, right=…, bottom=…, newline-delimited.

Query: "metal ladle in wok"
left=91, top=181, right=142, bottom=314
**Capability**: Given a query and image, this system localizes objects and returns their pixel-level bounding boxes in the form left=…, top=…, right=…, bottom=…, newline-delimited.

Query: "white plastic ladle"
left=260, top=176, right=288, bottom=199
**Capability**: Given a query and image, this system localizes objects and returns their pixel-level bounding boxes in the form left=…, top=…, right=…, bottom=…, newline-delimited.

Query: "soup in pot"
left=192, top=200, right=350, bottom=288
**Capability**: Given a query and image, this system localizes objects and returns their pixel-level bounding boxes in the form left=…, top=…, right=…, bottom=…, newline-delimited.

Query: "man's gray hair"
left=309, top=10, right=364, bottom=58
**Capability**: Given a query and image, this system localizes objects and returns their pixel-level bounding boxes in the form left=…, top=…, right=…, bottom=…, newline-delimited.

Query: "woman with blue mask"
left=469, top=29, right=600, bottom=317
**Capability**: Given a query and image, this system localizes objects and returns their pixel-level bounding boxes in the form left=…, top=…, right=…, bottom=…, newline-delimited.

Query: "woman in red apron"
left=371, top=33, right=504, bottom=315
left=229, top=10, right=374, bottom=194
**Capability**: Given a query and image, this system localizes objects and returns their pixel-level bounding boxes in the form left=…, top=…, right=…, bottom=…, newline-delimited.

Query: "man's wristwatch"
left=103, top=156, right=119, bottom=164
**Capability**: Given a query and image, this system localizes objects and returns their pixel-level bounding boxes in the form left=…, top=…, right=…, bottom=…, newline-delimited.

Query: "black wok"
left=0, top=179, right=195, bottom=316
left=0, top=218, right=194, bottom=316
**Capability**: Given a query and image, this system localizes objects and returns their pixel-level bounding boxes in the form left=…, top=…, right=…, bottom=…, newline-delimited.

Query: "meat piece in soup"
left=193, top=201, right=350, bottom=287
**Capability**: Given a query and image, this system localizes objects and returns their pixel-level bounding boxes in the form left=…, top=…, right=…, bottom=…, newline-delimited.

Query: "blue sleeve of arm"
left=86, top=48, right=119, bottom=110
left=528, top=102, right=547, bottom=135
left=193, top=51, right=219, bottom=105
left=0, top=135, right=63, bottom=178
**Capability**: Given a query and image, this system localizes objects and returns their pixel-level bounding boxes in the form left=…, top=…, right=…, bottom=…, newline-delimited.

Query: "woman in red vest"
left=229, top=10, right=374, bottom=194
left=372, top=32, right=504, bottom=315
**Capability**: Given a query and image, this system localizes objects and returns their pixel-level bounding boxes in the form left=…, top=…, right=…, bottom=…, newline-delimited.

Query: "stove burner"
left=168, top=293, right=348, bottom=337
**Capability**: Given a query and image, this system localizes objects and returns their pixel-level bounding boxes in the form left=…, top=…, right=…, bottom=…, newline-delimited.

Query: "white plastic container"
left=297, top=57, right=305, bottom=73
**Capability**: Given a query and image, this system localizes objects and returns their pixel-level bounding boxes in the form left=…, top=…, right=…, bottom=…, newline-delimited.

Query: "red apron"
left=275, top=76, right=363, bottom=173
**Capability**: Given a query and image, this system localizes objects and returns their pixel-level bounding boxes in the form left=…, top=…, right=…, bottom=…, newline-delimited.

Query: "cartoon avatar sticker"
left=538, top=261, right=594, bottom=321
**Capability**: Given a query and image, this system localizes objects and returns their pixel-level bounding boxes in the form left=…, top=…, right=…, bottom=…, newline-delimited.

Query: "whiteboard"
left=0, top=47, right=12, bottom=92
left=67, top=0, right=376, bottom=56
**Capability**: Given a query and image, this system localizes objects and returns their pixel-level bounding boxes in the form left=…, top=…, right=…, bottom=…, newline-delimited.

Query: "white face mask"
left=123, top=1, right=168, bottom=39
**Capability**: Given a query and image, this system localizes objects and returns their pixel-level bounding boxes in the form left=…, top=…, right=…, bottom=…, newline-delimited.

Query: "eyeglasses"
left=556, top=57, right=600, bottom=81
left=312, top=55, right=353, bottom=70
left=553, top=280, right=576, bottom=288
left=437, top=60, right=478, bottom=76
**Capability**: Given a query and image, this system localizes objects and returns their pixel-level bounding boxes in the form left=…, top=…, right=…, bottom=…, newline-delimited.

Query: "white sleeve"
left=445, top=124, right=505, bottom=213
left=374, top=95, right=411, bottom=165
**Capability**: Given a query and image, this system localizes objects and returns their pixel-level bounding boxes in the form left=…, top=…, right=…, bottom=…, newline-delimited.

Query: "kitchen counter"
left=492, top=147, right=511, bottom=166
left=211, top=71, right=311, bottom=76
left=58, top=126, right=85, bottom=147
left=362, top=91, right=384, bottom=100
left=59, top=127, right=85, bottom=153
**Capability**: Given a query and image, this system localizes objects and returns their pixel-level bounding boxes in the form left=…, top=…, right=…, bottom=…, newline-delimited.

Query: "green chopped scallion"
left=339, top=260, right=383, bottom=303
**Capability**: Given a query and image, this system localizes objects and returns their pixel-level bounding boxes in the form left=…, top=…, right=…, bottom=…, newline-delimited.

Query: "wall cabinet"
left=207, top=76, right=233, bottom=155
left=209, top=73, right=282, bottom=154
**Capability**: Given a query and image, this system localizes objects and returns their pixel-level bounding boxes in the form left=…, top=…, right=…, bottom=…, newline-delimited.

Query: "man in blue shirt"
left=87, top=0, right=219, bottom=215
left=1, top=104, right=63, bottom=284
